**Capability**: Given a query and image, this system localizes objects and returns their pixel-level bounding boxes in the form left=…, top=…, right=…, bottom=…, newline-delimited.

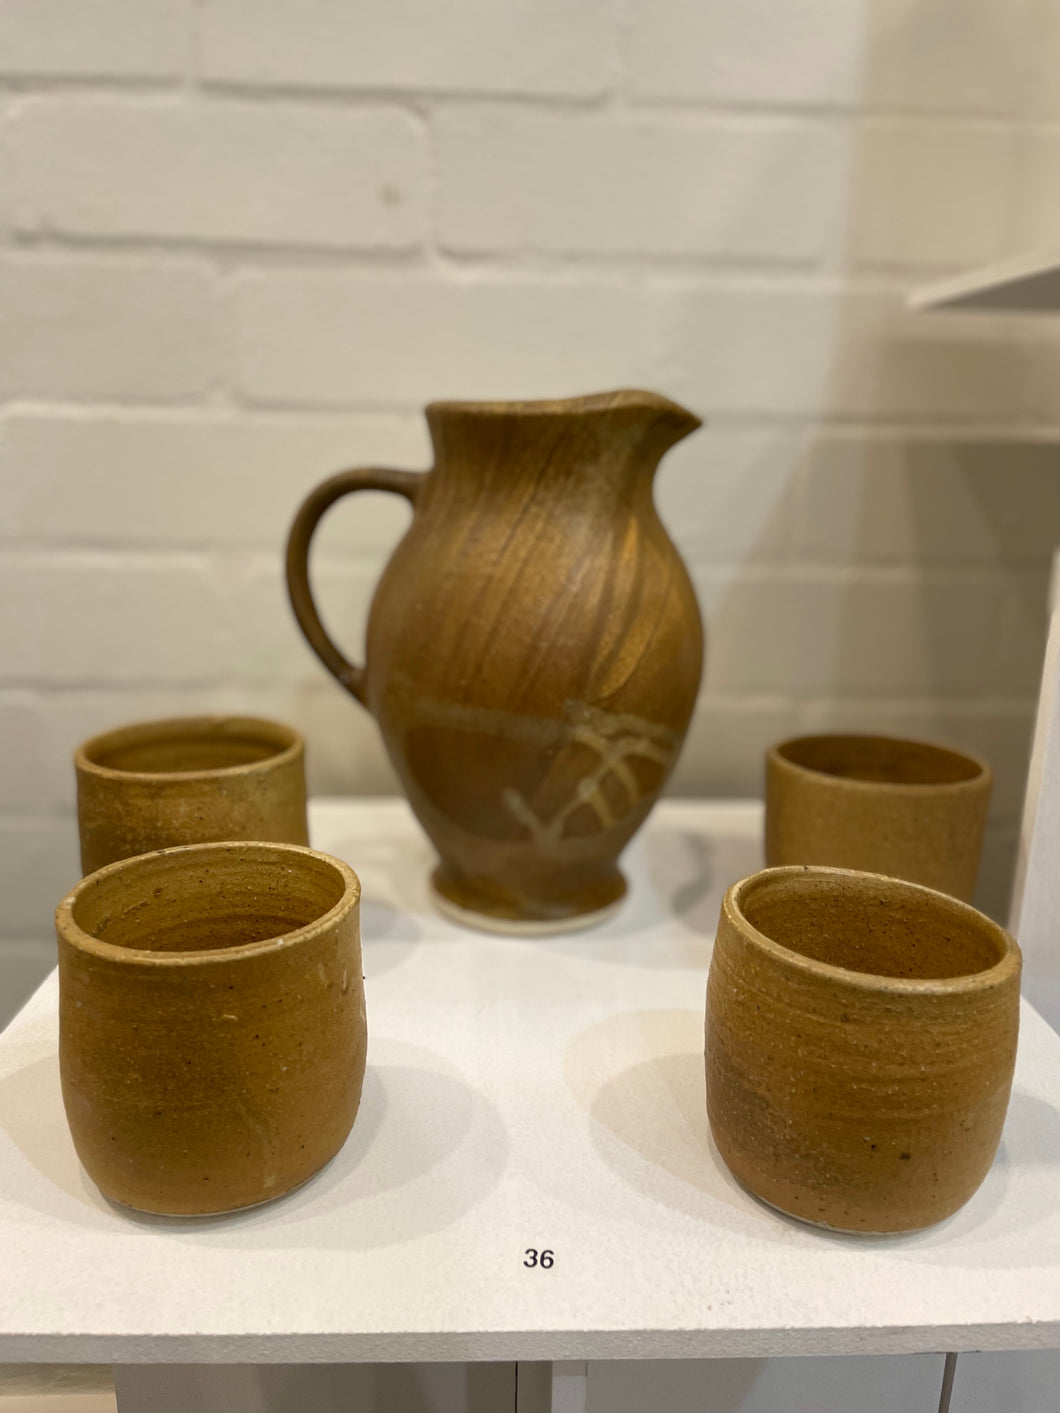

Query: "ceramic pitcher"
left=286, top=389, right=704, bottom=932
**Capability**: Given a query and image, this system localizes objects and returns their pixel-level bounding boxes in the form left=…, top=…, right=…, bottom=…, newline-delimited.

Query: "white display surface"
left=0, top=799, right=1058, bottom=1365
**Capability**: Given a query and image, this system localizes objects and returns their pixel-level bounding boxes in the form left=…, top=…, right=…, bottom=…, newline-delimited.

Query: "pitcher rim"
left=425, top=388, right=702, bottom=426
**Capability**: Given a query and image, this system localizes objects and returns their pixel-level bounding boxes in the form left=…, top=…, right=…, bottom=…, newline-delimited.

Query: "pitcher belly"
left=380, top=691, right=681, bottom=926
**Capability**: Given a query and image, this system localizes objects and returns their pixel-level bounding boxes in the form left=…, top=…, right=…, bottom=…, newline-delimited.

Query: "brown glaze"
left=706, top=866, right=1020, bottom=1233
left=76, top=716, right=309, bottom=875
left=765, top=733, right=992, bottom=901
left=286, top=390, right=704, bottom=930
left=56, top=842, right=365, bottom=1215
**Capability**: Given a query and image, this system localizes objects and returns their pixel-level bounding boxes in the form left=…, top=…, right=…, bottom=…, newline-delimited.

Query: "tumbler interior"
left=79, top=716, right=298, bottom=776
left=775, top=734, right=984, bottom=787
left=69, top=846, right=347, bottom=955
left=739, top=870, right=1009, bottom=981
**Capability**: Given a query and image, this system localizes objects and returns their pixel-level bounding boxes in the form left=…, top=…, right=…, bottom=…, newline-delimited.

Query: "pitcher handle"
left=285, top=467, right=423, bottom=708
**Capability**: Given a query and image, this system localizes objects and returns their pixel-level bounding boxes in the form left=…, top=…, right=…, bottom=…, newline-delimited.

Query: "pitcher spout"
left=425, top=388, right=702, bottom=472
left=599, top=388, right=702, bottom=455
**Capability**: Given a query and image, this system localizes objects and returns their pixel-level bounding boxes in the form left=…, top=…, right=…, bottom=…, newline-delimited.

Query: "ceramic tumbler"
left=766, top=733, right=991, bottom=901
left=56, top=841, right=366, bottom=1215
left=706, top=865, right=1020, bottom=1234
left=76, top=715, right=310, bottom=875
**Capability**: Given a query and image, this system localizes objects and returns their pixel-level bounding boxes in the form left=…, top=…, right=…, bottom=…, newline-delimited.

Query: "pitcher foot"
left=429, top=866, right=627, bottom=936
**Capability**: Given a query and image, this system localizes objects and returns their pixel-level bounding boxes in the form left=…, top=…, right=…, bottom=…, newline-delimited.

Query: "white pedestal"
left=1, top=800, right=1058, bottom=1410
left=1008, top=549, right=1060, bottom=1033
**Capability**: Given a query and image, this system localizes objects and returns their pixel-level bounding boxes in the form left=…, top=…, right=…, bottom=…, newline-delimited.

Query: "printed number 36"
left=524, top=1249, right=554, bottom=1269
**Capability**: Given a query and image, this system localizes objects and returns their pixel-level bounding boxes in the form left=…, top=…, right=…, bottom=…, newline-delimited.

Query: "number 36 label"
left=524, top=1248, right=554, bottom=1269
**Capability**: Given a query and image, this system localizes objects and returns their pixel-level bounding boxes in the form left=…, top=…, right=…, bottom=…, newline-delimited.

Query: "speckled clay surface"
left=766, top=733, right=991, bottom=901
left=75, top=716, right=310, bottom=875
left=285, top=390, right=704, bottom=932
left=706, top=866, right=1020, bottom=1234
left=56, top=842, right=365, bottom=1216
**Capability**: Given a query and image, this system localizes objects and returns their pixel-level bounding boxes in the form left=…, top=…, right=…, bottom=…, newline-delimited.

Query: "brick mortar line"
left=0, top=661, right=1041, bottom=685
left=2, top=535, right=1050, bottom=566
left=223, top=395, right=1060, bottom=426
left=0, top=676, right=1042, bottom=695
left=6, top=231, right=434, bottom=269
left=8, top=81, right=1060, bottom=134
left=0, top=400, right=428, bottom=421
left=130, top=75, right=1060, bottom=128
left=0, top=546, right=1045, bottom=579
left=3, top=402, right=1060, bottom=439
left=4, top=403, right=1058, bottom=440
left=428, top=247, right=843, bottom=278
left=0, top=686, right=1039, bottom=709
left=0, top=76, right=186, bottom=96
left=3, top=239, right=1045, bottom=298
left=0, top=806, right=1028, bottom=826
left=0, top=546, right=1052, bottom=585
left=1, top=233, right=841, bottom=282
left=191, top=78, right=618, bottom=112
left=0, top=541, right=383, bottom=561
left=3, top=86, right=435, bottom=118
left=620, top=98, right=1056, bottom=128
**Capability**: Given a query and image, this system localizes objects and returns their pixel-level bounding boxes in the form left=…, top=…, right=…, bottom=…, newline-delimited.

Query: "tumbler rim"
left=723, top=864, right=1020, bottom=998
left=75, top=714, right=302, bottom=784
left=768, top=732, right=991, bottom=795
left=56, top=840, right=359, bottom=968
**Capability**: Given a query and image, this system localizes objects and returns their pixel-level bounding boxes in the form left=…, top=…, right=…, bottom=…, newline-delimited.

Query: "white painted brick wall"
left=1031, top=7, right=1060, bottom=118
left=230, top=271, right=659, bottom=405
left=4, top=0, right=1060, bottom=965
left=0, top=0, right=190, bottom=80
left=659, top=287, right=1035, bottom=420
left=199, top=0, right=616, bottom=97
left=0, top=255, right=219, bottom=400
left=0, top=410, right=428, bottom=547
left=851, top=122, right=1022, bottom=271
left=625, top=0, right=868, bottom=107
left=1019, top=131, right=1060, bottom=251
left=436, top=108, right=849, bottom=262
left=10, top=98, right=428, bottom=250
left=861, top=0, right=1043, bottom=116
left=2, top=552, right=231, bottom=681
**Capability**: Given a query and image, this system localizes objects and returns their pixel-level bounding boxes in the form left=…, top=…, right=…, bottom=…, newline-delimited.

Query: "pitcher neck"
left=425, top=390, right=701, bottom=493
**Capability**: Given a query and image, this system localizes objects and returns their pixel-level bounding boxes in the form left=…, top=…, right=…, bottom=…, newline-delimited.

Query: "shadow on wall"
left=667, top=0, right=1060, bottom=924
